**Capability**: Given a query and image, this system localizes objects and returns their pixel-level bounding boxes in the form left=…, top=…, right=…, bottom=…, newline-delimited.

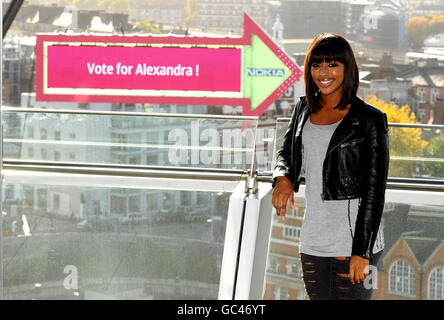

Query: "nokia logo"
left=246, top=68, right=285, bottom=77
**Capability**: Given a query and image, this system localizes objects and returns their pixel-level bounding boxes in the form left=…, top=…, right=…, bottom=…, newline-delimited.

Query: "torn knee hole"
left=308, top=293, right=318, bottom=296
left=337, top=273, right=349, bottom=278
left=303, top=261, right=315, bottom=265
left=335, top=257, right=347, bottom=261
left=306, top=280, right=316, bottom=283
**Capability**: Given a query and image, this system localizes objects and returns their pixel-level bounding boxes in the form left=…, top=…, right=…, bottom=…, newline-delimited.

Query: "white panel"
left=234, top=182, right=273, bottom=299
left=218, top=181, right=247, bottom=299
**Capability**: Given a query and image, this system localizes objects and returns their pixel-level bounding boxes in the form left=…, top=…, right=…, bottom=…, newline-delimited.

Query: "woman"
left=271, top=33, right=389, bottom=300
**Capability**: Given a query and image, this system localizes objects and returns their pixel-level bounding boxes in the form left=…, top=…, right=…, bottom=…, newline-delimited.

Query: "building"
left=11, top=94, right=216, bottom=224
left=373, top=203, right=444, bottom=300
left=196, top=0, right=268, bottom=34
left=132, top=0, right=186, bottom=29
left=354, top=0, right=408, bottom=50
left=398, top=59, right=444, bottom=124
left=358, top=52, right=414, bottom=106
left=268, top=0, right=345, bottom=39
left=263, top=197, right=307, bottom=300
left=11, top=3, right=132, bottom=34
left=343, top=0, right=372, bottom=41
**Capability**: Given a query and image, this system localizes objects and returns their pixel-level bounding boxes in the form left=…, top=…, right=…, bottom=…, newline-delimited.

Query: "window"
left=278, top=287, right=289, bottom=300
left=129, top=195, right=141, bottom=212
left=24, top=186, right=34, bottom=209
left=288, top=262, right=300, bottom=278
left=388, top=260, right=416, bottom=297
left=53, top=194, right=60, bottom=210
left=54, top=151, right=60, bottom=161
left=27, top=127, right=34, bottom=138
left=37, top=189, right=47, bottom=210
left=146, top=153, right=158, bottom=165
left=417, top=107, right=426, bottom=123
left=5, top=185, right=14, bottom=200
left=111, top=195, right=126, bottom=214
left=78, top=103, right=89, bottom=109
left=417, top=87, right=426, bottom=103
left=284, top=226, right=301, bottom=240
left=128, top=156, right=140, bottom=164
left=41, top=149, right=47, bottom=160
left=41, top=128, right=47, bottom=139
left=268, top=258, right=278, bottom=272
left=27, top=147, right=34, bottom=158
left=428, top=267, right=444, bottom=300
left=431, top=89, right=440, bottom=104
left=54, top=131, right=61, bottom=140
left=146, top=193, right=158, bottom=211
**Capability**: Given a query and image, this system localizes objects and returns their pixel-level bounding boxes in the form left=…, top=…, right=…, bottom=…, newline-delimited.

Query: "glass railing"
left=1, top=176, right=232, bottom=300
left=1, top=112, right=443, bottom=300
left=273, top=118, right=444, bottom=180
left=2, top=107, right=259, bottom=171
left=263, top=118, right=444, bottom=300
left=1, top=108, right=260, bottom=300
left=262, top=186, right=444, bottom=300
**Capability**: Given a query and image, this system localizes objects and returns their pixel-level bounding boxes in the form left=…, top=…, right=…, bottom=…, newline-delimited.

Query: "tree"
left=185, top=0, right=198, bottom=26
left=71, top=0, right=131, bottom=15
left=135, top=20, right=161, bottom=34
left=366, top=95, right=429, bottom=178
left=423, top=133, right=444, bottom=178
left=406, top=16, right=431, bottom=49
left=406, top=14, right=444, bottom=49
left=425, top=14, right=444, bottom=36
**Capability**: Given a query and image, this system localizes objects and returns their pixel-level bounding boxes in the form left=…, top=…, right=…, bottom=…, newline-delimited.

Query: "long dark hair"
left=304, top=33, right=359, bottom=113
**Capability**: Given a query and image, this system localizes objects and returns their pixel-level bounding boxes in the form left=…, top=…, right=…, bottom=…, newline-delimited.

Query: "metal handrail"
left=275, top=117, right=444, bottom=130
left=256, top=171, right=444, bottom=192
left=2, top=160, right=249, bottom=181
left=2, top=0, right=25, bottom=38
left=3, top=160, right=443, bottom=192
left=2, top=106, right=259, bottom=121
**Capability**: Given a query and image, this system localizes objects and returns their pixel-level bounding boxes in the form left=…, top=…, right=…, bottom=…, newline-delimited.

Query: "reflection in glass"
left=2, top=181, right=230, bottom=300
left=263, top=192, right=444, bottom=300
left=274, top=119, right=444, bottom=179
left=3, top=110, right=258, bottom=172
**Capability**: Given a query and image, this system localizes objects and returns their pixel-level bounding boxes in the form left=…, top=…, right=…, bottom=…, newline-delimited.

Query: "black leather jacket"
left=272, top=96, right=390, bottom=259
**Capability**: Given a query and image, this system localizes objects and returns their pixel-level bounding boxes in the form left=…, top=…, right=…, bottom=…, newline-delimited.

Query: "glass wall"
left=2, top=0, right=444, bottom=301
left=263, top=119, right=444, bottom=300
left=2, top=109, right=258, bottom=170
left=2, top=179, right=231, bottom=299
left=1, top=109, right=256, bottom=299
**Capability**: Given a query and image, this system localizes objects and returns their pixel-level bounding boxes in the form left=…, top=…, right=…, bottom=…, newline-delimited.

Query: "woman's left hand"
left=349, top=255, right=369, bottom=285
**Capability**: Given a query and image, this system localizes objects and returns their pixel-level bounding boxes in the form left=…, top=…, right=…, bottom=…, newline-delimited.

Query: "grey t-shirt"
left=300, top=117, right=384, bottom=257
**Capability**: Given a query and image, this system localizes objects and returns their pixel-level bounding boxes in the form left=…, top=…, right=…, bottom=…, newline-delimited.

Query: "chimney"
left=65, top=5, right=78, bottom=29
left=426, top=58, right=439, bottom=68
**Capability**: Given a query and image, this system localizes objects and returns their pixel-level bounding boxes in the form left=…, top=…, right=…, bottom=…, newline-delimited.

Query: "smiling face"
left=310, top=60, right=345, bottom=100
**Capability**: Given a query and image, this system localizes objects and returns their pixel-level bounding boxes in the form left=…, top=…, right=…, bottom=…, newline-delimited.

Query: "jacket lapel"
left=326, top=97, right=364, bottom=154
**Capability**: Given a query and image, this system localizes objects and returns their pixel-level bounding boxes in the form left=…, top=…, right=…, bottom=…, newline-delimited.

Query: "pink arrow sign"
left=35, top=13, right=302, bottom=117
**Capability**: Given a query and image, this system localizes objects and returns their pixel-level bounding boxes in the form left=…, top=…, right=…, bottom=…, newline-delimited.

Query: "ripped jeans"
left=300, top=251, right=382, bottom=300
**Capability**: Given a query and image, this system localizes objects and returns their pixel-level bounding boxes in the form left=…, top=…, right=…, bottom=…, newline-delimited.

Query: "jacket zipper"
left=340, top=137, right=364, bottom=148
left=365, top=231, right=374, bottom=257
left=321, top=129, right=355, bottom=200
left=326, top=129, right=355, bottom=155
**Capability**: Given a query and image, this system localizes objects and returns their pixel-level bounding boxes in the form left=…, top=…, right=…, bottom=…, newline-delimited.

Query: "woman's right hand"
left=272, top=176, right=294, bottom=220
